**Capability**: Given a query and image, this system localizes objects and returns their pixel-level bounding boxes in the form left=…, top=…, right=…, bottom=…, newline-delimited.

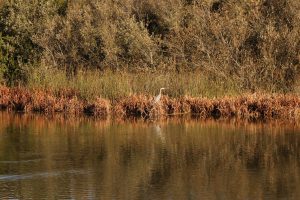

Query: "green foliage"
left=0, top=33, right=26, bottom=86
left=116, top=17, right=158, bottom=67
left=36, top=1, right=107, bottom=74
left=0, top=34, right=5, bottom=84
left=0, top=0, right=58, bottom=85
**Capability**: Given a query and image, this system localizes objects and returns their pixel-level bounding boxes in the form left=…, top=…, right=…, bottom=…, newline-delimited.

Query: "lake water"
left=0, top=113, right=299, bottom=199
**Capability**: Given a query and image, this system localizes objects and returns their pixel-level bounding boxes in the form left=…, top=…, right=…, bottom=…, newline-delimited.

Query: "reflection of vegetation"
left=0, top=113, right=299, bottom=199
left=0, top=0, right=299, bottom=95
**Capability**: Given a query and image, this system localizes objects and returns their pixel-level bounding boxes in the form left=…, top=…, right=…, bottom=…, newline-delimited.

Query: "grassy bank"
left=28, top=67, right=240, bottom=100
left=0, top=0, right=299, bottom=120
left=1, top=85, right=300, bottom=120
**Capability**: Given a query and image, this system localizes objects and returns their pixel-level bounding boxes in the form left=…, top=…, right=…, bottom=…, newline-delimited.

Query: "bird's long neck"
left=159, top=89, right=163, bottom=95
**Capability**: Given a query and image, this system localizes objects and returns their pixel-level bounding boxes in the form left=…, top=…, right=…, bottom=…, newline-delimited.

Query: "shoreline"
left=1, top=86, right=300, bottom=120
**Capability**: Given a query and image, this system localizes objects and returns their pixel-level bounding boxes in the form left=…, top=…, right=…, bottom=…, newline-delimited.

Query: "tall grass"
left=28, top=65, right=240, bottom=100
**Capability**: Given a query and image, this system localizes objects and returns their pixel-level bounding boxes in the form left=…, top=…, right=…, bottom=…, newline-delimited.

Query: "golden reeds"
left=1, top=86, right=300, bottom=120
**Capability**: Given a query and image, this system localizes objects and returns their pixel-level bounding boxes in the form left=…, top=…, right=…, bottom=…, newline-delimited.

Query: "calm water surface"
left=0, top=113, right=299, bottom=199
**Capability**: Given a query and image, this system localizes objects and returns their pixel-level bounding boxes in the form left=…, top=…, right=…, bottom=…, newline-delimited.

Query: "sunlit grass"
left=27, top=65, right=241, bottom=100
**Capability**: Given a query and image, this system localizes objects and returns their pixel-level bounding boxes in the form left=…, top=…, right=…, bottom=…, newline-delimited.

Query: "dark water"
left=0, top=113, right=299, bottom=199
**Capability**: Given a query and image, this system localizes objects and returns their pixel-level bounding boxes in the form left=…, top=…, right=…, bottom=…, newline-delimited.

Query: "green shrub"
left=0, top=0, right=58, bottom=85
left=35, top=1, right=107, bottom=75
left=116, top=17, right=158, bottom=67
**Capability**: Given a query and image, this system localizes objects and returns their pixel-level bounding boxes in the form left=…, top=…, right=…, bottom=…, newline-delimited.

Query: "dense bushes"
left=0, top=0, right=56, bottom=84
left=0, top=0, right=299, bottom=93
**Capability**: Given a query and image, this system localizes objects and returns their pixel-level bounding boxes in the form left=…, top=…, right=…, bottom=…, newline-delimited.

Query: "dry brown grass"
left=109, top=93, right=300, bottom=120
left=0, top=85, right=10, bottom=108
left=0, top=86, right=109, bottom=116
left=189, top=94, right=300, bottom=120
left=1, top=85, right=300, bottom=120
left=113, top=95, right=156, bottom=118
left=84, top=98, right=110, bottom=117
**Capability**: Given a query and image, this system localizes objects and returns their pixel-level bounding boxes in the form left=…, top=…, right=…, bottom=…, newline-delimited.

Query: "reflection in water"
left=0, top=159, right=43, bottom=164
left=153, top=124, right=166, bottom=143
left=0, top=170, right=86, bottom=181
left=0, top=113, right=299, bottom=199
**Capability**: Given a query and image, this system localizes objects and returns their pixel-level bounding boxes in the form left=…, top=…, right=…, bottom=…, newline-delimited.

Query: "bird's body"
left=153, top=88, right=165, bottom=104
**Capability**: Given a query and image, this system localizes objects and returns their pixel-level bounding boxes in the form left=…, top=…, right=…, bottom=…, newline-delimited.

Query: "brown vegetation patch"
left=84, top=98, right=110, bottom=117
left=187, top=94, right=300, bottom=120
left=0, top=86, right=109, bottom=116
left=0, top=86, right=10, bottom=109
left=1, top=86, right=300, bottom=120
left=161, top=96, right=190, bottom=116
left=113, top=95, right=155, bottom=118
left=9, top=87, right=32, bottom=112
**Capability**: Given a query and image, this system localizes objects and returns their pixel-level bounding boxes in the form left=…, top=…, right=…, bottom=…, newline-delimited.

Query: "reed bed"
left=0, top=86, right=109, bottom=116
left=1, top=85, right=300, bottom=120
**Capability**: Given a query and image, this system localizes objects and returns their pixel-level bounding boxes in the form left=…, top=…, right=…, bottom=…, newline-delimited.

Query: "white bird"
left=153, top=88, right=165, bottom=104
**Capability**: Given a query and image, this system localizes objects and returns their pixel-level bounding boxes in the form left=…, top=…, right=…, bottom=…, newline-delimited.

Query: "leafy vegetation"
left=0, top=0, right=299, bottom=94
